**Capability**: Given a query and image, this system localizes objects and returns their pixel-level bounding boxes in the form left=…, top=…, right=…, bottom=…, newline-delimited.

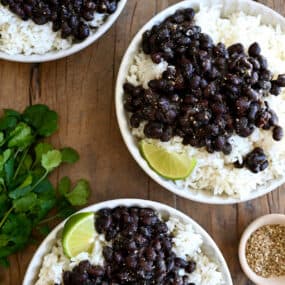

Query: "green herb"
left=64, top=179, right=90, bottom=206
left=61, top=147, right=79, bottom=164
left=0, top=105, right=91, bottom=267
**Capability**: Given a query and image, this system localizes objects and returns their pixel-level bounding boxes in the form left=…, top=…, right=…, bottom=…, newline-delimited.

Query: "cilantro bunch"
left=0, top=105, right=90, bottom=267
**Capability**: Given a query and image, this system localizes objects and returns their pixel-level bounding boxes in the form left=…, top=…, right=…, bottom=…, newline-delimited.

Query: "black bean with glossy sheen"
left=273, top=125, right=284, bottom=141
left=124, top=8, right=284, bottom=173
left=245, top=148, right=269, bottom=173
left=63, top=207, right=196, bottom=284
left=1, top=0, right=120, bottom=41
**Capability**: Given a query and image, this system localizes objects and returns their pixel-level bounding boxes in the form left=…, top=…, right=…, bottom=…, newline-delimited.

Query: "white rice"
left=35, top=215, right=224, bottom=285
left=126, top=4, right=285, bottom=198
left=35, top=233, right=109, bottom=285
left=0, top=4, right=106, bottom=55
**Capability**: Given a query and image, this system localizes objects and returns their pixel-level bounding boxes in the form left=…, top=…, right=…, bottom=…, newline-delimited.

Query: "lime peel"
left=62, top=212, right=95, bottom=258
left=140, top=140, right=196, bottom=180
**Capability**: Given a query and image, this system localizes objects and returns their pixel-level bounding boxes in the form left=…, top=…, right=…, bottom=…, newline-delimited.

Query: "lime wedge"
left=62, top=212, right=95, bottom=258
left=140, top=140, right=196, bottom=180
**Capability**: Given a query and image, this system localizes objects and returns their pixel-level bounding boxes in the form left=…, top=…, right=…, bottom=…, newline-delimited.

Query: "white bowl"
left=115, top=0, right=285, bottom=204
left=23, top=199, right=233, bottom=285
left=239, top=214, right=285, bottom=285
left=0, top=0, right=127, bottom=63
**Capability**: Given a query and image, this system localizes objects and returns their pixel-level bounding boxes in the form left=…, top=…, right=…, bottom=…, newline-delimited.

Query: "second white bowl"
left=23, top=199, right=233, bottom=285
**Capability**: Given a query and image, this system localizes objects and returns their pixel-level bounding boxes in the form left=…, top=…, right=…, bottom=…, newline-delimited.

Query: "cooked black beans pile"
left=62, top=207, right=196, bottom=285
left=1, top=0, right=119, bottom=40
left=123, top=8, right=285, bottom=173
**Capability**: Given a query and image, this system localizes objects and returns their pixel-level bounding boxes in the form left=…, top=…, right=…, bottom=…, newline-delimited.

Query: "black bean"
left=77, top=22, right=90, bottom=40
left=130, top=114, right=142, bottom=128
left=236, top=97, right=250, bottom=116
left=87, top=265, right=105, bottom=277
left=270, top=82, right=282, bottom=96
left=257, top=55, right=268, bottom=69
left=248, top=102, right=260, bottom=122
left=258, top=80, right=272, bottom=91
left=103, top=246, right=113, bottom=262
left=248, top=42, right=261, bottom=57
left=126, top=254, right=138, bottom=269
left=260, top=69, right=273, bottom=81
left=189, top=75, right=201, bottom=89
left=276, top=74, right=285, bottom=87
left=185, top=261, right=196, bottom=273
left=244, top=87, right=259, bottom=101
left=214, top=136, right=226, bottom=151
left=269, top=110, right=279, bottom=126
left=273, top=126, right=283, bottom=141
left=250, top=71, right=259, bottom=85
left=222, top=142, right=232, bottom=155
left=245, top=148, right=268, bottom=173
left=151, top=53, right=163, bottom=64
left=228, top=43, right=244, bottom=55
left=248, top=57, right=261, bottom=70
left=144, top=122, right=164, bottom=139
left=174, top=258, right=188, bottom=268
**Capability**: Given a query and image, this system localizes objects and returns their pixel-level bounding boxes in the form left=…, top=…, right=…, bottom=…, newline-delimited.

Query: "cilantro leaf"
left=0, top=116, right=17, bottom=131
left=58, top=176, right=71, bottom=196
left=7, top=122, right=34, bottom=149
left=32, top=178, right=54, bottom=195
left=31, top=191, right=56, bottom=222
left=13, top=193, right=37, bottom=212
left=4, top=158, right=14, bottom=186
left=0, top=132, right=4, bottom=147
left=56, top=198, right=76, bottom=219
left=0, top=213, right=32, bottom=257
left=41, top=150, right=62, bottom=172
left=61, top=147, right=79, bottom=164
left=38, top=111, right=58, bottom=137
left=8, top=175, right=33, bottom=199
left=8, top=186, right=32, bottom=200
left=23, top=154, right=32, bottom=170
left=0, top=234, right=10, bottom=247
left=0, top=194, right=9, bottom=218
left=64, top=179, right=90, bottom=206
left=34, top=143, right=53, bottom=166
left=0, top=258, right=9, bottom=267
left=4, top=109, right=21, bottom=119
left=0, top=149, right=12, bottom=172
left=23, top=105, right=58, bottom=137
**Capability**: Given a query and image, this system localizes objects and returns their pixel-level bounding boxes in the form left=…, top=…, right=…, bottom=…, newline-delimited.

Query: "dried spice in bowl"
left=246, top=224, right=285, bottom=278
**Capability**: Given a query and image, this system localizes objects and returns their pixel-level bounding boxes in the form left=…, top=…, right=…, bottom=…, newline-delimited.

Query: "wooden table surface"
left=0, top=0, right=284, bottom=284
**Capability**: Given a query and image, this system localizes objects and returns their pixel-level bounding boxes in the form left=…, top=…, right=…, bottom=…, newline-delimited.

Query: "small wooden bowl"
left=239, top=214, right=285, bottom=285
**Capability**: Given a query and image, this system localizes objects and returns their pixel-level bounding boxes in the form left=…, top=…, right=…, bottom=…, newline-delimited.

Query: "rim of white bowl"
left=0, top=0, right=127, bottom=63
left=115, top=0, right=285, bottom=205
left=23, top=199, right=233, bottom=285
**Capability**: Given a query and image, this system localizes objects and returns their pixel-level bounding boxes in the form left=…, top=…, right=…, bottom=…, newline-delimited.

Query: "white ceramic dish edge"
left=115, top=0, right=285, bottom=205
left=23, top=199, right=233, bottom=285
left=0, top=0, right=127, bottom=63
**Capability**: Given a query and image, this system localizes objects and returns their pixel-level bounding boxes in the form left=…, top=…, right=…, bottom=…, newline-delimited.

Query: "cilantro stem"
left=13, top=148, right=29, bottom=180
left=0, top=206, right=14, bottom=230
left=30, top=170, right=49, bottom=192
left=13, top=149, right=21, bottom=159
left=38, top=214, right=60, bottom=225
left=1, top=182, right=7, bottom=192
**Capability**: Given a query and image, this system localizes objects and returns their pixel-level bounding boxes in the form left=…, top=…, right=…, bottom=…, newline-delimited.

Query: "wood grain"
left=0, top=1, right=284, bottom=284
